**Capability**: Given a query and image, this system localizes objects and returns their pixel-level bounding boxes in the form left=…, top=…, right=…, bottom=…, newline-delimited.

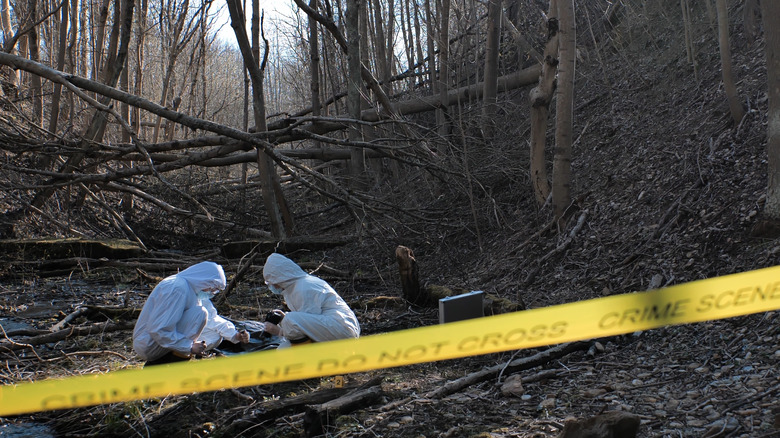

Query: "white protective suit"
left=133, top=261, right=240, bottom=361
left=263, top=253, right=360, bottom=347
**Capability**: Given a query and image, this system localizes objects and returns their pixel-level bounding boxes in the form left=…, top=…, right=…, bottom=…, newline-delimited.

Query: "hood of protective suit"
left=178, top=261, right=226, bottom=294
left=263, top=253, right=308, bottom=286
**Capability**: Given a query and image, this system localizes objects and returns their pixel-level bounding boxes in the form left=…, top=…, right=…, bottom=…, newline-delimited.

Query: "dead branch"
left=102, top=181, right=272, bottom=238
left=84, top=305, right=141, bottom=320
left=51, top=306, right=90, bottom=331
left=303, top=386, right=383, bottom=437
left=424, top=341, right=590, bottom=399
left=79, top=183, right=147, bottom=250
left=621, top=182, right=702, bottom=266
left=523, top=209, right=589, bottom=286
left=0, top=321, right=135, bottom=353
left=2, top=328, right=50, bottom=337
left=221, top=375, right=385, bottom=437
left=3, top=349, right=130, bottom=367
left=216, top=242, right=264, bottom=305
left=0, top=324, right=43, bottom=360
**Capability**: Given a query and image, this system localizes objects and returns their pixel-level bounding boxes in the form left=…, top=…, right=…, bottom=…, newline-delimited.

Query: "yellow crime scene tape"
left=2, top=265, right=780, bottom=417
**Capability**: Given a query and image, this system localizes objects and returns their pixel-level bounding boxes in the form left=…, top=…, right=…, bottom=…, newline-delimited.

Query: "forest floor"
left=2, top=1, right=780, bottom=438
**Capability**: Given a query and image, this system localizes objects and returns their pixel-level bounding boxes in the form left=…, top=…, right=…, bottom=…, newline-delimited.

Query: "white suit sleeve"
left=202, top=299, right=239, bottom=340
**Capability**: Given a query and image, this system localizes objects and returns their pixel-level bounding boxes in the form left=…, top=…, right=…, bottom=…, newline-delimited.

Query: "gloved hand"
left=190, top=340, right=207, bottom=355
left=265, top=309, right=285, bottom=325
left=232, top=330, right=250, bottom=344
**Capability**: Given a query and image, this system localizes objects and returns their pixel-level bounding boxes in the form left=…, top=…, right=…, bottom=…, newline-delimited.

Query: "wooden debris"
left=303, top=386, right=383, bottom=437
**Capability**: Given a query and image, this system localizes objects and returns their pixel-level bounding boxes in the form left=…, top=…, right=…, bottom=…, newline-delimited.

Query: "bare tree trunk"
left=132, top=0, right=148, bottom=138
left=293, top=0, right=398, bottom=118
left=0, top=0, right=18, bottom=96
left=251, top=0, right=286, bottom=237
left=412, top=0, right=424, bottom=86
left=424, top=0, right=436, bottom=95
left=309, top=0, right=322, bottom=151
left=91, top=0, right=111, bottom=81
left=241, top=0, right=250, bottom=199
left=385, top=0, right=395, bottom=82
left=529, top=0, right=558, bottom=206
left=14, top=2, right=28, bottom=98
left=119, top=57, right=133, bottom=213
left=346, top=0, right=365, bottom=180
left=93, top=0, right=122, bottom=141
left=254, top=1, right=294, bottom=235
left=743, top=0, right=759, bottom=42
left=47, top=0, right=69, bottom=135
left=482, top=0, right=501, bottom=138
left=151, top=0, right=189, bottom=144
left=227, top=0, right=290, bottom=238
left=399, top=0, right=414, bottom=90
left=361, top=2, right=381, bottom=177
left=28, top=0, right=42, bottom=127
left=715, top=0, right=744, bottom=125
left=66, top=0, right=79, bottom=128
left=552, top=0, right=574, bottom=224
left=78, top=0, right=87, bottom=79
left=371, top=0, right=389, bottom=94
left=437, top=0, right=451, bottom=137
left=680, top=0, right=698, bottom=81
left=762, top=0, right=780, bottom=219
left=27, top=0, right=134, bottom=211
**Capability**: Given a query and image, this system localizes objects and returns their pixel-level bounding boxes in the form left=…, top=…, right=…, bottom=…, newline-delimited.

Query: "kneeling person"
left=133, top=261, right=249, bottom=366
left=262, top=253, right=360, bottom=348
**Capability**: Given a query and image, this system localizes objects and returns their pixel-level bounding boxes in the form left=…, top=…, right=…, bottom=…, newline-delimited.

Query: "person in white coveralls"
left=262, top=253, right=360, bottom=348
left=133, top=261, right=249, bottom=366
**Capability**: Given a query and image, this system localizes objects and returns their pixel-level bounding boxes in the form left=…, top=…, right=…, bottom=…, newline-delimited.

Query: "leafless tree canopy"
left=0, top=0, right=770, bottom=251
left=0, top=0, right=554, bottom=248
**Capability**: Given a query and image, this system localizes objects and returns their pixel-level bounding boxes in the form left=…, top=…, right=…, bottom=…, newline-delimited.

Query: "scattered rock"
left=701, top=417, right=739, bottom=437
left=583, top=388, right=607, bottom=398
left=557, top=411, right=641, bottom=438
left=500, top=374, right=525, bottom=397
left=538, top=397, right=556, bottom=412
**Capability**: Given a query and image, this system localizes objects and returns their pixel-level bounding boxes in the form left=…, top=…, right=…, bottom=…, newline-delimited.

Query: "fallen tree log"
left=0, top=52, right=539, bottom=158
left=0, top=238, right=145, bottom=260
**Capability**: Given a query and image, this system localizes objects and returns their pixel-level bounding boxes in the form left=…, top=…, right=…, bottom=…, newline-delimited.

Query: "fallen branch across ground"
left=221, top=375, right=386, bottom=437
left=303, top=386, right=384, bottom=437
left=523, top=210, right=589, bottom=286
left=424, top=341, right=591, bottom=399
left=0, top=321, right=135, bottom=353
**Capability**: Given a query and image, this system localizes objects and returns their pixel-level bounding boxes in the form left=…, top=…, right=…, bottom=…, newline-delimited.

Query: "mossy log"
left=0, top=238, right=145, bottom=260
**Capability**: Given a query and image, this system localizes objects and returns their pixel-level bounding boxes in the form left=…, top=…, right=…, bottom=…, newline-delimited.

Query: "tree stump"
left=395, top=245, right=427, bottom=306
